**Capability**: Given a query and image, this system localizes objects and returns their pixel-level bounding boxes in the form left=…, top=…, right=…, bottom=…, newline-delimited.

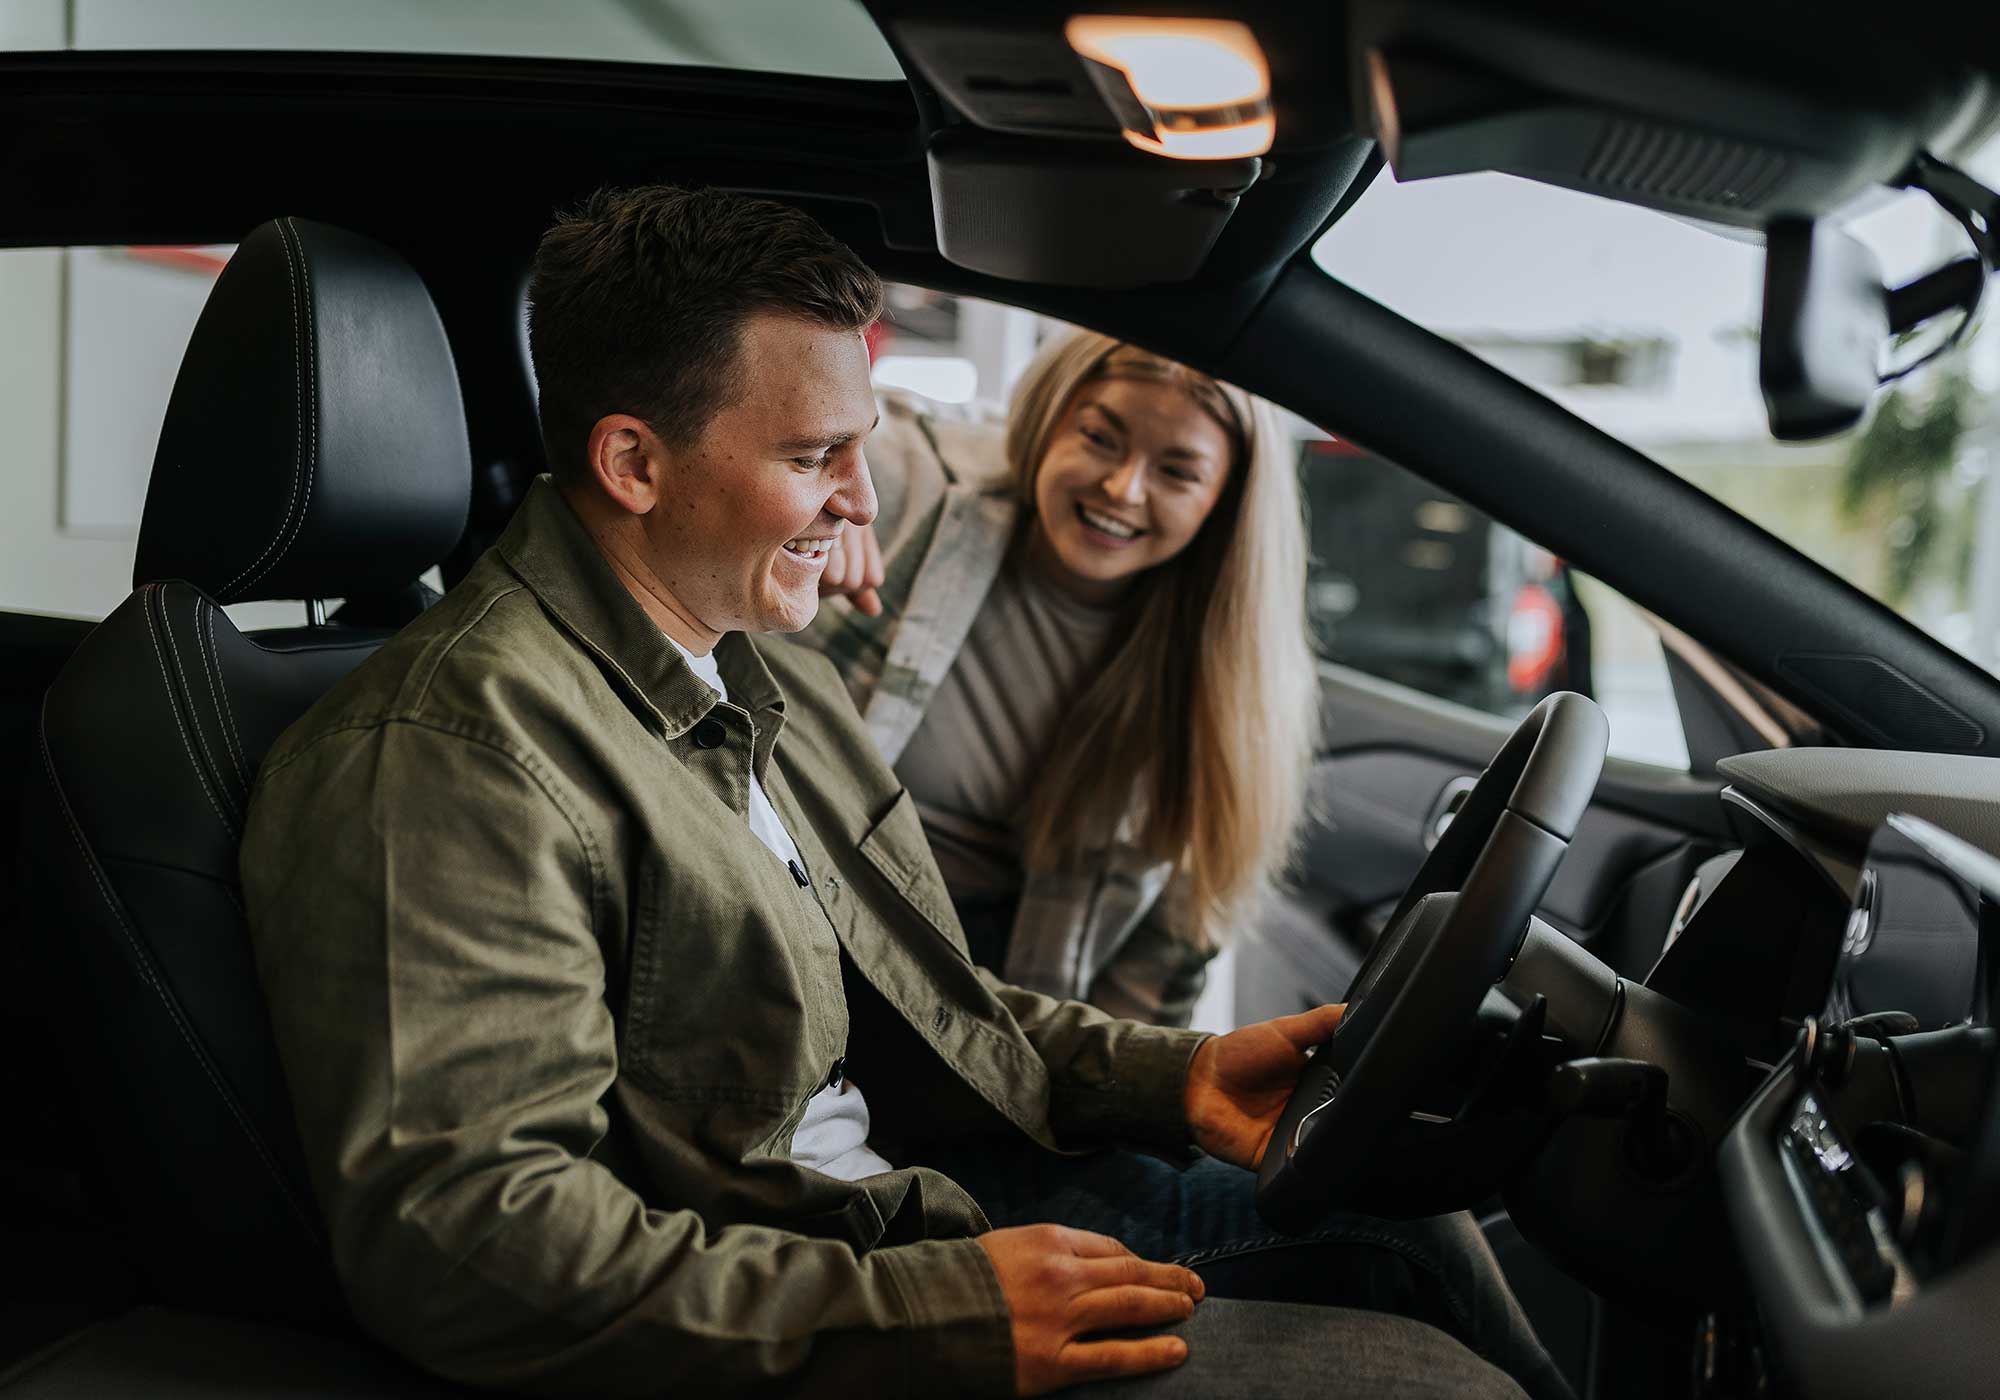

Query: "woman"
left=805, top=328, right=1318, bottom=1027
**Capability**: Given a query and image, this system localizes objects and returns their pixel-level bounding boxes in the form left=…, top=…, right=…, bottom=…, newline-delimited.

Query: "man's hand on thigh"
left=976, top=1224, right=1204, bottom=1395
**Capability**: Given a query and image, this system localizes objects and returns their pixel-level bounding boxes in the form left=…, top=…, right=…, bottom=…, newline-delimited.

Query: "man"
left=242, top=186, right=1554, bottom=1398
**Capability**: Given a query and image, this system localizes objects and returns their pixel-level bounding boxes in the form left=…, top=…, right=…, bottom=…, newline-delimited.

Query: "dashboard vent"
left=1583, top=119, right=1789, bottom=212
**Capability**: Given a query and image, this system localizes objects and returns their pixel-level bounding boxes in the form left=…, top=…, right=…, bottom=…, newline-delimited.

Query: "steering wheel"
left=1256, top=691, right=1609, bottom=1233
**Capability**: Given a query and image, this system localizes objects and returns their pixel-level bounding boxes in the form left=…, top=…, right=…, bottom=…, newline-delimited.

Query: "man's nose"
left=1104, top=457, right=1147, bottom=503
left=829, top=449, right=879, bottom=528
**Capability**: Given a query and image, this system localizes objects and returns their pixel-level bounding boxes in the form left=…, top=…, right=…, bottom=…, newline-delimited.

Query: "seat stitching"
left=35, top=724, right=321, bottom=1239
left=192, top=597, right=246, bottom=789
left=204, top=599, right=251, bottom=787
left=220, top=220, right=306, bottom=601
left=143, top=586, right=237, bottom=839
left=235, top=216, right=319, bottom=598
left=164, top=593, right=242, bottom=821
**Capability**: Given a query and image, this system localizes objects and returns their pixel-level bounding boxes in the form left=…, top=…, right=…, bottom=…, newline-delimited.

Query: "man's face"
left=642, top=313, right=878, bottom=636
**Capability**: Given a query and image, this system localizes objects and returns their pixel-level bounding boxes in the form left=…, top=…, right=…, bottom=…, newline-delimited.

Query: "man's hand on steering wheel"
left=1183, top=1004, right=1345, bottom=1170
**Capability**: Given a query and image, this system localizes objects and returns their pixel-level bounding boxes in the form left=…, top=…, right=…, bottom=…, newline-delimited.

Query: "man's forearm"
left=979, top=970, right=1209, bottom=1155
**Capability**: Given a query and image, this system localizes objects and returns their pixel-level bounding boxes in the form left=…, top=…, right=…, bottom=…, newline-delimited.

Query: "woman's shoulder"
left=874, top=386, right=1012, bottom=496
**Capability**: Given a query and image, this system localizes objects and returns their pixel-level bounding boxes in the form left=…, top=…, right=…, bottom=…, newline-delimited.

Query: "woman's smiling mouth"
left=1076, top=504, right=1145, bottom=543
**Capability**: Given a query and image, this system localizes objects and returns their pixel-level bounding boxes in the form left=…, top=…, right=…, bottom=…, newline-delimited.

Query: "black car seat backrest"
left=18, top=217, right=469, bottom=1328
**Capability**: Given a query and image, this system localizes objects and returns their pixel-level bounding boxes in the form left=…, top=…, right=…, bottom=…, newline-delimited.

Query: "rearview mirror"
left=1759, top=217, right=1887, bottom=441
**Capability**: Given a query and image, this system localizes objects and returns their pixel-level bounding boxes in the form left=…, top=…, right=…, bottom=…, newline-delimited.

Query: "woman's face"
left=1027, top=375, right=1235, bottom=604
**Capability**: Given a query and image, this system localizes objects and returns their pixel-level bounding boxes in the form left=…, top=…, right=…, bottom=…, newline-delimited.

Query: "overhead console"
left=887, top=16, right=1276, bottom=287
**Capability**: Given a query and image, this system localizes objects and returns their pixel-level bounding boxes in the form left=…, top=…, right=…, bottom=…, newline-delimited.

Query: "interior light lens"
left=1065, top=15, right=1274, bottom=161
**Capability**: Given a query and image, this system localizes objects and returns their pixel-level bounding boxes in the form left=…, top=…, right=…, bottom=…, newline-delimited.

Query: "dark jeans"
left=918, top=1138, right=1573, bottom=1400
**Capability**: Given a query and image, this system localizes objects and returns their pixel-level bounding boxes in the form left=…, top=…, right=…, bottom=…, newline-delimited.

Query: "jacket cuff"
left=1059, top=1026, right=1210, bottom=1157
left=877, top=1237, right=1015, bottom=1398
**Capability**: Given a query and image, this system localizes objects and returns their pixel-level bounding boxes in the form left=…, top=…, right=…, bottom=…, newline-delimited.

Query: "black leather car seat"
left=18, top=216, right=470, bottom=1329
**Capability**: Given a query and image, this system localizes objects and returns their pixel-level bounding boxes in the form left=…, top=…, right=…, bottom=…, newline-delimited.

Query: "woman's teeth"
left=784, top=536, right=835, bottom=559
left=1078, top=506, right=1141, bottom=540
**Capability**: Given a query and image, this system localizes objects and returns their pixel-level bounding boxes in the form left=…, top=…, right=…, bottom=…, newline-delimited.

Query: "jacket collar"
left=495, top=476, right=785, bottom=740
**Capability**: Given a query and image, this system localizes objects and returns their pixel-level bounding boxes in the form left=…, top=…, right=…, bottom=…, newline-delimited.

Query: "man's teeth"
left=1079, top=507, right=1139, bottom=540
left=785, top=537, right=835, bottom=558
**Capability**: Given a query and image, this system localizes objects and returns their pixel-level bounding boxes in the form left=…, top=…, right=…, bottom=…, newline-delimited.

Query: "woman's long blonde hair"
left=1006, top=329, right=1319, bottom=947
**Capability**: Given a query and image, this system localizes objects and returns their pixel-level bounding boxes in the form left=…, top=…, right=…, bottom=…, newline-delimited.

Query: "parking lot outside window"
left=1292, top=433, right=1689, bottom=769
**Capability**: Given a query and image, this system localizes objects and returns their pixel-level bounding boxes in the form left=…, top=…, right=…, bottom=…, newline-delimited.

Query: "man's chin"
left=753, top=593, right=820, bottom=635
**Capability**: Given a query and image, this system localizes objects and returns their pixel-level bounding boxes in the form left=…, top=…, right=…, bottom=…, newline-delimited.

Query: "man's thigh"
left=1067, top=1299, right=1526, bottom=1400
left=915, top=1138, right=1567, bottom=1400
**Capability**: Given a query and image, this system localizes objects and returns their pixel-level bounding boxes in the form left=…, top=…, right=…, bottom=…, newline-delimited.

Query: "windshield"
left=1313, top=131, right=2000, bottom=679
left=1, top=0, right=904, bottom=79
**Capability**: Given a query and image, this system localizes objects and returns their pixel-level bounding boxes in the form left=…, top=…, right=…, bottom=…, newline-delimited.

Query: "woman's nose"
left=1104, top=458, right=1147, bottom=502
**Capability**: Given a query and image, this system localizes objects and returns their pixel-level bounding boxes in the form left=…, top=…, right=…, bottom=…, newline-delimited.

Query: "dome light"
left=1065, top=16, right=1274, bottom=161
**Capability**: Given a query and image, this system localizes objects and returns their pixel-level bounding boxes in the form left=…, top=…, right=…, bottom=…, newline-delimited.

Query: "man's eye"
left=793, top=454, right=829, bottom=471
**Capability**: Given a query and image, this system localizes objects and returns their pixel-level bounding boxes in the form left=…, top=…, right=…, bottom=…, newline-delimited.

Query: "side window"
left=857, top=284, right=1689, bottom=770
left=0, top=244, right=356, bottom=628
left=1298, top=436, right=1690, bottom=769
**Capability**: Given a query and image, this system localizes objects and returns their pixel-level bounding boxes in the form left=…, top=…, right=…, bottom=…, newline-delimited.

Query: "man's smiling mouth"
left=783, top=534, right=836, bottom=561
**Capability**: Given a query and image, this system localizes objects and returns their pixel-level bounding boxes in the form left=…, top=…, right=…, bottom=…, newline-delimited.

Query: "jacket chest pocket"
left=857, top=788, right=974, bottom=963
left=622, top=857, right=845, bottom=1109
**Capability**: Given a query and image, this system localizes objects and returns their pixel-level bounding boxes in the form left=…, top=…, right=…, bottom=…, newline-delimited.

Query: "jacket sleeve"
left=976, top=969, right=1208, bottom=1159
left=241, top=720, right=1014, bottom=1398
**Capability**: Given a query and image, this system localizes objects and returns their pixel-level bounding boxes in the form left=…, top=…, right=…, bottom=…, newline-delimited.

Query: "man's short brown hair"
left=527, top=185, right=883, bottom=481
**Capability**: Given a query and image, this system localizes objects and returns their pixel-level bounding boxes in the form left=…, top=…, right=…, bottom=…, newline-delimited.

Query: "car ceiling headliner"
left=3, top=1, right=1997, bottom=345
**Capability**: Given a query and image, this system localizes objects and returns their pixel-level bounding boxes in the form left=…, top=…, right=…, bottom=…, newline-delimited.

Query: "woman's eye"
left=1080, top=427, right=1116, bottom=451
left=1164, top=466, right=1200, bottom=483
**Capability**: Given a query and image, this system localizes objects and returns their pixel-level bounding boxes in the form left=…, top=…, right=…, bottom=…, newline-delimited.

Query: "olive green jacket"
left=240, top=478, right=1208, bottom=1397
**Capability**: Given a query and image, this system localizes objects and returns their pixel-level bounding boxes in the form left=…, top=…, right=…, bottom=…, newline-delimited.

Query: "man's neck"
left=563, top=485, right=721, bottom=655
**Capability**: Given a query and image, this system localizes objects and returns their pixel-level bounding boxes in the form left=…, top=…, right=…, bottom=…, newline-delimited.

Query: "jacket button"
left=691, top=718, right=727, bottom=749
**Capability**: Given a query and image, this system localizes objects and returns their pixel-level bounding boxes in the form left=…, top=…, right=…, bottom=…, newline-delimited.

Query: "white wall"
left=0, top=249, right=131, bottom=620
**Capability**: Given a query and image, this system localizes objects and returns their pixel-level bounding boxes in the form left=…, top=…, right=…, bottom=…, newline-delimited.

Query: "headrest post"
left=306, top=598, right=327, bottom=628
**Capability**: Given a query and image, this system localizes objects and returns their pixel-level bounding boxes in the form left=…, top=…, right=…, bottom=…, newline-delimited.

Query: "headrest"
left=135, top=217, right=471, bottom=603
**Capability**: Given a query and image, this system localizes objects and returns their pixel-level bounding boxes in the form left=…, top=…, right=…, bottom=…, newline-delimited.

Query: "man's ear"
left=584, top=414, right=666, bottom=516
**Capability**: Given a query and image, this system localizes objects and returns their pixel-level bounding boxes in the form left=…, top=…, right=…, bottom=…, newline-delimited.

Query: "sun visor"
left=926, top=129, right=1258, bottom=287
left=892, top=15, right=1268, bottom=287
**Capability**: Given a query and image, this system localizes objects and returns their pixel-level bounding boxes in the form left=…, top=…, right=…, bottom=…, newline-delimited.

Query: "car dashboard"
left=1704, top=751, right=2000, bottom=1396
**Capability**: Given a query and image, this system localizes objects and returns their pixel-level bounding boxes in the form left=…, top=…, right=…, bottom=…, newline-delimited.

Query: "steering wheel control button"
left=691, top=718, right=727, bottom=749
left=1289, top=1071, right=1341, bottom=1157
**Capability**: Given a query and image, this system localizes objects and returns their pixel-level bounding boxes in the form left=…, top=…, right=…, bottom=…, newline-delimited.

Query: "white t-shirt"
left=665, top=635, right=893, bottom=1182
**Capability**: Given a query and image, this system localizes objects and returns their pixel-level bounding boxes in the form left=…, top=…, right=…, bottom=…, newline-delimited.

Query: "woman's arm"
left=1086, top=912, right=1217, bottom=1029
